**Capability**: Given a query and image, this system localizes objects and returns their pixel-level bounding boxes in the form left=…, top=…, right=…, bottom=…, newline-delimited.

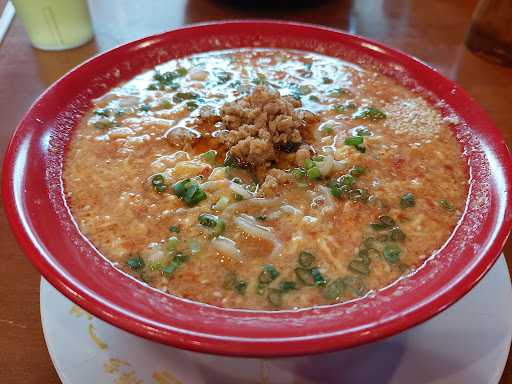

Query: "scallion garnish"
left=383, top=245, right=401, bottom=264
left=353, top=107, right=386, bottom=121
left=127, top=256, right=144, bottom=271
left=279, top=281, right=297, bottom=292
left=298, top=251, right=316, bottom=268
left=307, top=166, right=321, bottom=180
left=167, top=236, right=179, bottom=252
left=172, top=179, right=207, bottom=206
left=349, top=165, right=365, bottom=177
left=169, top=225, right=180, bottom=233
left=324, top=278, right=345, bottom=300
left=234, top=280, right=247, bottom=295
left=163, top=252, right=188, bottom=276
left=370, top=215, right=396, bottom=230
left=259, top=264, right=280, bottom=284
left=390, top=228, right=406, bottom=241
left=400, top=193, right=415, bottom=208
left=198, top=213, right=225, bottom=236
left=151, top=174, right=167, bottom=193
left=438, top=199, right=455, bottom=212
left=311, top=267, right=327, bottom=286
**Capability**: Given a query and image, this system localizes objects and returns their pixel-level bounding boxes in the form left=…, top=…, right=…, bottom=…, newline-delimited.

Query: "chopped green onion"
left=354, top=126, right=371, bottom=136
left=163, top=252, right=187, bottom=276
left=267, top=289, right=283, bottom=306
left=231, top=177, right=242, bottom=184
left=370, top=215, right=396, bottom=230
left=311, top=267, right=327, bottom=286
left=324, top=278, right=345, bottom=300
left=329, top=88, right=349, bottom=97
left=259, top=264, right=280, bottom=284
left=355, top=249, right=371, bottom=265
left=94, top=108, right=111, bottom=117
left=169, top=225, right=180, bottom=233
left=234, top=280, right=247, bottom=295
left=349, top=165, right=365, bottom=177
left=349, top=188, right=369, bottom=203
left=367, top=248, right=381, bottom=259
left=186, top=101, right=198, bottom=111
left=334, top=104, right=346, bottom=114
left=383, top=245, right=401, bottom=264
left=183, top=184, right=207, bottom=206
left=307, top=166, right=321, bottom=180
left=311, top=155, right=325, bottom=162
left=345, top=136, right=364, bottom=146
left=151, top=174, right=165, bottom=185
left=438, top=199, right=455, bottom=212
left=224, top=152, right=244, bottom=168
left=159, top=99, right=172, bottom=109
left=198, top=213, right=225, bottom=236
left=330, top=183, right=343, bottom=198
left=400, top=193, right=415, bottom=208
left=139, top=104, right=150, bottom=112
left=167, top=236, right=179, bottom=252
left=294, top=267, right=315, bottom=286
left=299, top=251, right=316, bottom=268
left=340, top=174, right=355, bottom=187
left=172, top=178, right=193, bottom=197
left=279, top=281, right=297, bottom=292
left=127, top=256, right=144, bottom=271
left=390, top=228, right=406, bottom=241
left=172, top=179, right=207, bottom=206
left=363, top=237, right=376, bottom=248
left=290, top=168, right=306, bottom=178
left=201, top=150, right=217, bottom=163
left=173, top=92, right=199, bottom=103
left=353, top=107, right=386, bottom=121
left=303, top=159, right=315, bottom=170
left=299, top=85, right=312, bottom=95
left=349, top=260, right=370, bottom=275
left=309, top=95, right=320, bottom=102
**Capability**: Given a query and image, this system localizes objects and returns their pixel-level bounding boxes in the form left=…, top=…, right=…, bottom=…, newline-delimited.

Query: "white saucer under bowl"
left=40, top=255, right=512, bottom=384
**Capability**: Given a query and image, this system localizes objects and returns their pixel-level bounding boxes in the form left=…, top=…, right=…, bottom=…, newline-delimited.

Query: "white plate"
left=40, top=256, right=512, bottom=384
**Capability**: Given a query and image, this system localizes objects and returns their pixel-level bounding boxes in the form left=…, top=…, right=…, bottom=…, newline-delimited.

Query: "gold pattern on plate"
left=69, top=304, right=93, bottom=320
left=88, top=323, right=108, bottom=350
left=113, top=371, right=143, bottom=384
left=105, top=358, right=130, bottom=374
left=153, top=370, right=183, bottom=384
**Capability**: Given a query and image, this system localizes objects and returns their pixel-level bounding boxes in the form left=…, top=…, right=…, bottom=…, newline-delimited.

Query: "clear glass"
left=466, top=0, right=512, bottom=66
left=11, top=0, right=93, bottom=51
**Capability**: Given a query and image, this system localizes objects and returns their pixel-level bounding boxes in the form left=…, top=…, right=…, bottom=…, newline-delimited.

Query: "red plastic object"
left=3, top=21, right=512, bottom=357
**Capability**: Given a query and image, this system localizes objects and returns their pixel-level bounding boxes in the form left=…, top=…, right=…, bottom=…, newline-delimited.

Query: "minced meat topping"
left=218, top=86, right=318, bottom=168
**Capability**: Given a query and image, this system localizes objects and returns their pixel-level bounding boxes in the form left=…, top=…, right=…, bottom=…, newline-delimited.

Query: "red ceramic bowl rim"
left=3, top=20, right=512, bottom=357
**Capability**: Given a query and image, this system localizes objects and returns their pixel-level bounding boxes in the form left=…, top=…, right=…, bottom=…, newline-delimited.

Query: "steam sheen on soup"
left=64, top=49, right=467, bottom=310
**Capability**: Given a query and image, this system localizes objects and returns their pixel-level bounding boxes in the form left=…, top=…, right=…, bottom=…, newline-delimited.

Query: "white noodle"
left=211, top=236, right=242, bottom=261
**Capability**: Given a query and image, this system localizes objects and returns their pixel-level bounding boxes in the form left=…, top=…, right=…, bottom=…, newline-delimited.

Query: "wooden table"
left=0, top=0, right=511, bottom=382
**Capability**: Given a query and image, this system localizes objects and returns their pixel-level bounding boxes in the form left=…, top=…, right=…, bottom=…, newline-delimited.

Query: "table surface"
left=0, top=0, right=511, bottom=383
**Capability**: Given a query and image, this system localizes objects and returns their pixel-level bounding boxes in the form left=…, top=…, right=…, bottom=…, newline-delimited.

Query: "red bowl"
left=3, top=21, right=512, bottom=357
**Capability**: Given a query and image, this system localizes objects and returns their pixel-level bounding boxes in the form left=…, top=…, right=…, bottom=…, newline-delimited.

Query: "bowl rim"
left=3, top=20, right=512, bottom=357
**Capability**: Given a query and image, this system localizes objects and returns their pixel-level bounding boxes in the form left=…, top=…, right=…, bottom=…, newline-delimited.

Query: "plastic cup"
left=11, top=0, right=94, bottom=51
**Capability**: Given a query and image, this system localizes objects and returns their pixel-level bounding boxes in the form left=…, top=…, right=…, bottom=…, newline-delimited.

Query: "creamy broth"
left=64, top=49, right=467, bottom=310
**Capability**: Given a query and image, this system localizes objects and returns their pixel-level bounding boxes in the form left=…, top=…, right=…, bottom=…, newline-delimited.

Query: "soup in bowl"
left=3, top=21, right=511, bottom=356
